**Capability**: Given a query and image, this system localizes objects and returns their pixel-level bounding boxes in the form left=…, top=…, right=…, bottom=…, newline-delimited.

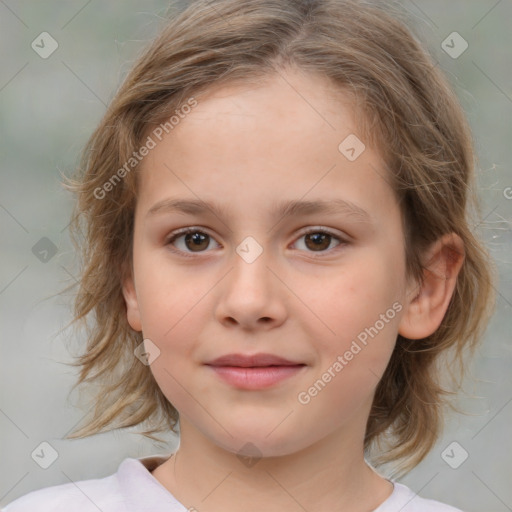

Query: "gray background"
left=1, top=1, right=511, bottom=510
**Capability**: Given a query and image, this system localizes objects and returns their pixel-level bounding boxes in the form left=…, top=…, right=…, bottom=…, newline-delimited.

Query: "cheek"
left=133, top=241, right=199, bottom=330
left=301, top=254, right=402, bottom=382
left=302, top=255, right=401, bottom=337
left=134, top=266, right=208, bottom=409
left=134, top=262, right=204, bottom=356
left=141, top=291, right=202, bottom=345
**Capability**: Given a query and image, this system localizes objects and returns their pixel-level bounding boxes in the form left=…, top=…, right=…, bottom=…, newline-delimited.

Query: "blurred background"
left=0, top=1, right=511, bottom=510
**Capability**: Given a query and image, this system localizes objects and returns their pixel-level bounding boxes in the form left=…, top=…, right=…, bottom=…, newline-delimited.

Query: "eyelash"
left=164, top=227, right=348, bottom=258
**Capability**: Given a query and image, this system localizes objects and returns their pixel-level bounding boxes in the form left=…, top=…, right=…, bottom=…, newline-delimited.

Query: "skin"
left=122, top=66, right=464, bottom=512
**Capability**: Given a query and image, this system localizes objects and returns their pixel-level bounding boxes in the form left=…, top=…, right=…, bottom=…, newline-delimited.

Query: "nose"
left=214, top=246, right=287, bottom=331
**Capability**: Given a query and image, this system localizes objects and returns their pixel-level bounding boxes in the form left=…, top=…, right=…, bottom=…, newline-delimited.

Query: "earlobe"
left=398, top=233, right=465, bottom=340
left=121, top=263, right=142, bottom=332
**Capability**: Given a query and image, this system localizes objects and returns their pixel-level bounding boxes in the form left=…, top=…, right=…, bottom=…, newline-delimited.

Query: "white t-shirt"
left=1, top=453, right=463, bottom=511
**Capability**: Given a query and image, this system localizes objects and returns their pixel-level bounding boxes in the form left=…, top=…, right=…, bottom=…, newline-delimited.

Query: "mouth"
left=204, top=353, right=307, bottom=390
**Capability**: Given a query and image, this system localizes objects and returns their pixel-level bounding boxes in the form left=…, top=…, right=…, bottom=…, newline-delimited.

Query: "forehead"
left=186, top=69, right=362, bottom=136
left=136, top=69, right=395, bottom=223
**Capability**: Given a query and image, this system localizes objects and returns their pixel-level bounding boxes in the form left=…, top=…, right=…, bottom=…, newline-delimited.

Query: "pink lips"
left=205, top=353, right=306, bottom=390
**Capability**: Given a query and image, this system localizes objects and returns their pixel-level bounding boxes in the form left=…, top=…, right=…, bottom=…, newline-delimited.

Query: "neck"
left=152, top=417, right=393, bottom=512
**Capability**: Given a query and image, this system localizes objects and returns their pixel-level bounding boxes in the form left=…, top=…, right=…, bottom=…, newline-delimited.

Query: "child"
left=3, top=0, right=496, bottom=510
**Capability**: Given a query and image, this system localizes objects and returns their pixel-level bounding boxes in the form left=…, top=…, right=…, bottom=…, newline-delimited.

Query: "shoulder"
left=1, top=469, right=125, bottom=512
left=377, top=482, right=465, bottom=512
left=1, top=454, right=182, bottom=512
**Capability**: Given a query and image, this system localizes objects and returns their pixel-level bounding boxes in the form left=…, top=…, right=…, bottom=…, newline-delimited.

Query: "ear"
left=121, top=260, right=142, bottom=332
left=398, top=233, right=465, bottom=340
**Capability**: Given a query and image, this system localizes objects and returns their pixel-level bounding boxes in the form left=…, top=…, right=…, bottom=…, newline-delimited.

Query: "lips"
left=205, top=353, right=306, bottom=390
left=206, top=353, right=303, bottom=368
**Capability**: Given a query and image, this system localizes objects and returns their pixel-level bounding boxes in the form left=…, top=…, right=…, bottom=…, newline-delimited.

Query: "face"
left=123, top=68, right=415, bottom=458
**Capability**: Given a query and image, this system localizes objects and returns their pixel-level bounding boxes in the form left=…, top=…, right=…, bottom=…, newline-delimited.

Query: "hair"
left=61, top=0, right=496, bottom=475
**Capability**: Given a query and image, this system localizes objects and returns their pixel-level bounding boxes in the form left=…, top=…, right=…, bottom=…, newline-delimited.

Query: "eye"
left=165, top=227, right=347, bottom=257
left=291, top=228, right=345, bottom=255
left=165, top=228, right=220, bottom=255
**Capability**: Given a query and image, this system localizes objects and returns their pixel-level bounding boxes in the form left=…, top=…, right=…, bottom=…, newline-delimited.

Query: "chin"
left=208, top=421, right=310, bottom=460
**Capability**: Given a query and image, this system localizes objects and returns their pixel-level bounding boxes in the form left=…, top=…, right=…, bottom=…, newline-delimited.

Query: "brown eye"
left=304, top=232, right=332, bottom=251
left=184, top=232, right=210, bottom=251
left=293, top=229, right=344, bottom=254
left=166, top=229, right=218, bottom=254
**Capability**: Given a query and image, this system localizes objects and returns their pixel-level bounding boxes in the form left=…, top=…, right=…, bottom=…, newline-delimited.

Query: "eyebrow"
left=146, top=197, right=372, bottom=225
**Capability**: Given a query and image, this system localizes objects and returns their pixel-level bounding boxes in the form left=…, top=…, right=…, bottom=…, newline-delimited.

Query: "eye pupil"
left=185, top=232, right=209, bottom=251
left=305, top=232, right=330, bottom=251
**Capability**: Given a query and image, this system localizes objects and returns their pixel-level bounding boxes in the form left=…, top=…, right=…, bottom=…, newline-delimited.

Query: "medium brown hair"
left=62, top=0, right=496, bottom=474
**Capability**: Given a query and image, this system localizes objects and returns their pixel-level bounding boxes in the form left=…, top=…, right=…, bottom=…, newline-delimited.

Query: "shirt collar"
left=116, top=452, right=189, bottom=512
